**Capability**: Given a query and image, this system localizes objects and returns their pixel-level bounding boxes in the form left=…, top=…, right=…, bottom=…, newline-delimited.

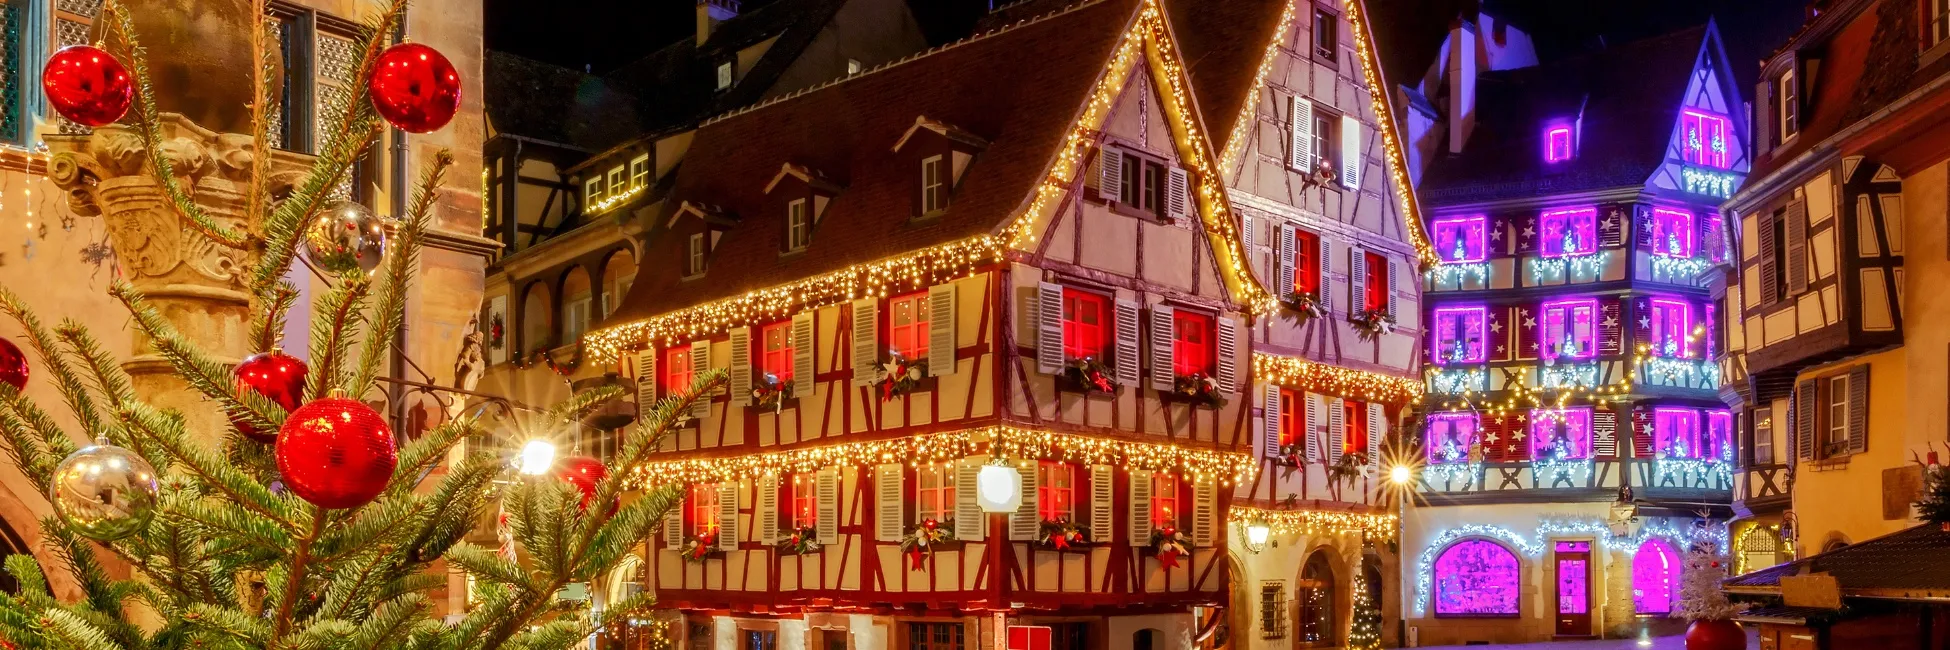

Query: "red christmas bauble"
left=0, top=336, right=26, bottom=392
left=557, top=455, right=608, bottom=508
left=368, top=43, right=461, bottom=133
left=275, top=397, right=396, bottom=509
left=232, top=351, right=309, bottom=443
left=42, top=45, right=133, bottom=127
left=1685, top=619, right=1745, bottom=650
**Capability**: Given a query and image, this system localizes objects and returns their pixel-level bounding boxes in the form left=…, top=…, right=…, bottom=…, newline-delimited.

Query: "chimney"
left=697, top=0, right=740, bottom=47
left=1446, top=20, right=1478, bottom=154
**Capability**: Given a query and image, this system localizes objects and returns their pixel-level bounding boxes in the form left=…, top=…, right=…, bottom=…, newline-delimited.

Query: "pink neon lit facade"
left=1679, top=109, right=1732, bottom=169
left=1432, top=214, right=1489, bottom=263
left=1632, top=539, right=1681, bottom=613
left=1654, top=407, right=1703, bottom=458
left=1530, top=407, right=1594, bottom=459
left=1544, top=126, right=1574, bottom=163
left=1650, top=207, right=1697, bottom=257
left=1426, top=412, right=1480, bottom=464
left=1540, top=297, right=1600, bottom=361
left=1539, top=207, right=1598, bottom=257
left=1706, top=410, right=1733, bottom=459
left=1433, top=539, right=1522, bottom=616
left=1555, top=541, right=1590, bottom=615
left=1649, top=297, right=1693, bottom=358
left=1432, top=306, right=1488, bottom=364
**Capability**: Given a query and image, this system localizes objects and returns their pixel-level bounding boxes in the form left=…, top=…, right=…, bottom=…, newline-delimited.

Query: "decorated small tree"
left=1345, top=562, right=1383, bottom=650
left=1671, top=541, right=1745, bottom=650
left=1914, top=462, right=1950, bottom=530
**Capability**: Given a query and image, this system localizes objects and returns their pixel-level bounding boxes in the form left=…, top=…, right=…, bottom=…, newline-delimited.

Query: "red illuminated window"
left=889, top=291, right=931, bottom=359
left=663, top=346, right=693, bottom=397
left=689, top=483, right=721, bottom=539
left=1293, top=229, right=1321, bottom=296
left=1279, top=389, right=1304, bottom=448
left=1362, top=252, right=1388, bottom=313
left=915, top=467, right=954, bottom=524
left=1172, top=310, right=1215, bottom=376
left=1062, top=289, right=1110, bottom=361
left=1037, top=461, right=1075, bottom=522
left=1150, top=473, right=1180, bottom=528
left=791, top=474, right=818, bottom=530
left=761, top=321, right=794, bottom=380
left=1344, top=400, right=1366, bottom=458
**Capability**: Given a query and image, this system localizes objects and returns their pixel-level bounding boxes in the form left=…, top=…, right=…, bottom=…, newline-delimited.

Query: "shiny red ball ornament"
left=0, top=336, right=26, bottom=392
left=557, top=455, right=608, bottom=508
left=275, top=396, right=396, bottom=509
left=1685, top=619, right=1745, bottom=650
left=368, top=43, right=461, bottom=133
left=232, top=351, right=309, bottom=443
left=41, top=45, right=134, bottom=127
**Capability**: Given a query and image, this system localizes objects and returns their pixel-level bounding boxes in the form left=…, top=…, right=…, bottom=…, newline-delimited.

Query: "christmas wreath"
left=899, top=518, right=956, bottom=571
left=1061, top=357, right=1120, bottom=395
left=876, top=354, right=930, bottom=401
left=1350, top=308, right=1396, bottom=342
left=1172, top=373, right=1227, bottom=408
left=777, top=525, right=821, bottom=555
left=751, top=372, right=794, bottom=412
left=681, top=532, right=717, bottom=564
left=1149, top=526, right=1193, bottom=569
left=1036, top=518, right=1089, bottom=550
left=488, top=312, right=506, bottom=351
left=1278, top=291, right=1325, bottom=326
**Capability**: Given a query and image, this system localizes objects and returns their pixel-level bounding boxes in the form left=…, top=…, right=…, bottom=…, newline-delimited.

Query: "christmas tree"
left=1915, top=463, right=1950, bottom=528
left=1670, top=541, right=1743, bottom=622
left=0, top=0, right=715, bottom=647
left=1345, top=565, right=1383, bottom=650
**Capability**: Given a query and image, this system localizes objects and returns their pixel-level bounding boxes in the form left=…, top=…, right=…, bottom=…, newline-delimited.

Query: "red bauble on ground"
left=368, top=43, right=461, bottom=133
left=0, top=336, right=26, bottom=392
left=232, top=351, right=309, bottom=443
left=1685, top=619, right=1745, bottom=650
left=275, top=396, right=397, bottom=509
left=41, top=45, right=133, bottom=127
left=557, top=455, right=608, bottom=508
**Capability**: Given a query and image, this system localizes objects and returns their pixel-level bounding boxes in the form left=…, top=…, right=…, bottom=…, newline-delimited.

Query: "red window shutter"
left=1629, top=297, right=1653, bottom=354
left=1294, top=230, right=1321, bottom=295
left=1631, top=406, right=1655, bottom=459
left=1600, top=299, right=1623, bottom=356
left=1514, top=304, right=1539, bottom=361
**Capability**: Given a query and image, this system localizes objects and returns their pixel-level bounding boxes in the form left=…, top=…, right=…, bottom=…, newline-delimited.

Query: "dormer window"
left=1539, top=207, right=1597, bottom=257
left=1777, top=68, right=1797, bottom=141
left=584, top=176, right=606, bottom=208
left=687, top=233, right=707, bottom=277
left=847, top=58, right=863, bottom=75
left=630, top=154, right=651, bottom=189
left=716, top=62, right=734, bottom=90
left=1650, top=207, right=1696, bottom=258
left=921, top=155, right=947, bottom=215
left=1544, top=126, right=1574, bottom=163
left=1431, top=214, right=1487, bottom=264
left=786, top=199, right=810, bottom=252
left=1680, top=110, right=1732, bottom=169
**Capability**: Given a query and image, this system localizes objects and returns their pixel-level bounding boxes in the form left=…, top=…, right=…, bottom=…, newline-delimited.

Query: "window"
left=1824, top=374, right=1849, bottom=456
left=1312, top=8, right=1337, bottom=61
left=791, top=473, right=818, bottom=530
left=664, top=346, right=694, bottom=397
left=908, top=623, right=965, bottom=650
left=1935, top=0, right=1950, bottom=48
left=1293, top=229, right=1322, bottom=295
left=1117, top=153, right=1169, bottom=217
left=1539, top=297, right=1599, bottom=361
left=744, top=630, right=777, bottom=650
left=687, top=233, right=707, bottom=276
left=1425, top=412, right=1479, bottom=464
left=1, top=0, right=31, bottom=145
left=630, top=154, right=651, bottom=189
left=1260, top=582, right=1288, bottom=639
left=1297, top=552, right=1337, bottom=645
left=562, top=294, right=591, bottom=343
left=1150, top=472, right=1179, bottom=528
left=1538, top=207, right=1598, bottom=257
left=1037, top=461, right=1075, bottom=522
left=1680, top=110, right=1732, bottom=169
left=1171, top=310, right=1216, bottom=376
left=690, top=623, right=713, bottom=650
left=847, top=58, right=863, bottom=75
left=1632, top=539, right=1681, bottom=614
left=915, top=467, right=954, bottom=523
left=1361, top=251, right=1388, bottom=313
left=1655, top=407, right=1703, bottom=459
left=585, top=176, right=606, bottom=208
left=1544, top=126, right=1574, bottom=163
left=921, top=155, right=947, bottom=214
left=1432, top=215, right=1488, bottom=264
left=1778, top=69, right=1797, bottom=141
left=889, top=291, right=931, bottom=359
left=607, top=166, right=627, bottom=200
left=1649, top=298, right=1693, bottom=358
left=1431, top=306, right=1487, bottom=364
left=1050, top=624, right=1088, bottom=650
left=760, top=321, right=794, bottom=381
left=786, top=199, right=810, bottom=252
left=1752, top=405, right=1774, bottom=465
left=1061, top=289, right=1111, bottom=362
left=1529, top=407, right=1594, bottom=460
left=1739, top=526, right=1784, bottom=574
left=1707, top=410, right=1734, bottom=461
left=689, top=483, right=721, bottom=538
left=1651, top=208, right=1697, bottom=258
left=1342, top=400, right=1365, bottom=459
left=716, top=61, right=734, bottom=90
left=1278, top=388, right=1304, bottom=450
left=1432, top=539, right=1521, bottom=616
left=1313, top=112, right=1338, bottom=175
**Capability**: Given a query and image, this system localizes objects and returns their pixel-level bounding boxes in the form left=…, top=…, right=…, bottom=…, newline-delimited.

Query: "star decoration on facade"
left=1602, top=215, right=1617, bottom=231
left=1523, top=316, right=1536, bottom=329
left=1603, top=315, right=1618, bottom=328
left=1496, top=344, right=1506, bottom=353
left=1490, top=228, right=1503, bottom=241
left=1522, top=225, right=1535, bottom=238
left=1491, top=321, right=1503, bottom=333
left=1639, top=316, right=1651, bottom=328
left=1486, top=432, right=1500, bottom=444
left=1512, top=429, right=1526, bottom=441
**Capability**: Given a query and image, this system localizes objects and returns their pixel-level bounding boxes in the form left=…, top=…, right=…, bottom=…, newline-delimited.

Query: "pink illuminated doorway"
left=1553, top=541, right=1592, bottom=637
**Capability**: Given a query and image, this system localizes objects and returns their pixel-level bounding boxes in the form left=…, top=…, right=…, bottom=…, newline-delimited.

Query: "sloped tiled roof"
left=1159, top=0, right=1288, bottom=148
left=1726, top=523, right=1950, bottom=599
left=1417, top=26, right=1708, bottom=205
left=604, top=0, right=1138, bottom=326
left=485, top=51, right=640, bottom=150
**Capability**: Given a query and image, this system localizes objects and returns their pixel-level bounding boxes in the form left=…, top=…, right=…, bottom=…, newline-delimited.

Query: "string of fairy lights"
left=1230, top=505, right=1397, bottom=539
left=1426, top=331, right=1715, bottom=419
left=1342, top=0, right=1439, bottom=269
left=1253, top=353, right=1424, bottom=404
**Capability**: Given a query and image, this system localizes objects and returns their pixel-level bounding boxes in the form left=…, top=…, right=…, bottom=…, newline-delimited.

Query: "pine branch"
left=0, top=285, right=106, bottom=436
left=110, top=282, right=290, bottom=437
left=35, top=608, right=121, bottom=650
left=304, top=276, right=372, bottom=399
left=249, top=281, right=301, bottom=354
left=168, top=493, right=293, bottom=556
left=245, top=0, right=276, bottom=236
left=353, top=150, right=451, bottom=395
left=289, top=619, right=358, bottom=650
left=270, top=507, right=327, bottom=643
left=441, top=544, right=527, bottom=593
left=506, top=619, right=593, bottom=650
left=122, top=402, right=295, bottom=529
left=0, top=394, right=67, bottom=487
left=346, top=593, right=431, bottom=650
left=184, top=602, right=272, bottom=648
left=398, top=455, right=501, bottom=564
left=384, top=416, right=478, bottom=501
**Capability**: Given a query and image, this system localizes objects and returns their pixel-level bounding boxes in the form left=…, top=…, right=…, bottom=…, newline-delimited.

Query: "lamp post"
left=1244, top=520, right=1272, bottom=554
left=976, top=462, right=1023, bottom=630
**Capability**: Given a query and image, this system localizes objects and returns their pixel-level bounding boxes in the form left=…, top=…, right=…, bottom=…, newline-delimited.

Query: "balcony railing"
left=1417, top=457, right=1733, bottom=503
left=1736, top=462, right=1792, bottom=511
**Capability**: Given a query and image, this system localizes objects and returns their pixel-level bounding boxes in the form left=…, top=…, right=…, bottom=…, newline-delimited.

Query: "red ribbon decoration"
left=907, top=548, right=926, bottom=571
left=1158, top=548, right=1181, bottom=569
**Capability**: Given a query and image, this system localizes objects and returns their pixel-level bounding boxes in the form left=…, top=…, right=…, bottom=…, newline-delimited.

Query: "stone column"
left=44, top=114, right=310, bottom=437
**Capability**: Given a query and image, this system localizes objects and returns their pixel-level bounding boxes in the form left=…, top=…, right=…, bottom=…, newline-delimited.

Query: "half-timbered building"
left=584, top=2, right=1271, bottom=648
left=1394, top=18, right=1746, bottom=644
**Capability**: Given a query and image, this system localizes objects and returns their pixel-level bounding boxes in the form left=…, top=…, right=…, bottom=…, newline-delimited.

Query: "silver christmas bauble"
left=50, top=438, right=160, bottom=541
left=303, top=200, right=389, bottom=274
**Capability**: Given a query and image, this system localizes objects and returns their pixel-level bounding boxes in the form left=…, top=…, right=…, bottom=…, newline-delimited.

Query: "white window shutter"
left=1011, top=463, right=1040, bottom=539
left=1167, top=167, right=1190, bottom=219
left=1289, top=96, right=1314, bottom=172
left=1089, top=464, right=1114, bottom=543
left=816, top=469, right=840, bottom=545
left=1340, top=113, right=1361, bottom=189
left=689, top=340, right=711, bottom=419
left=716, top=483, right=739, bottom=552
left=1192, top=481, right=1216, bottom=546
left=1263, top=384, right=1283, bottom=458
left=757, top=474, right=779, bottom=545
left=1036, top=283, right=1065, bottom=373
left=1367, top=402, right=1385, bottom=466
left=851, top=299, right=879, bottom=383
left=955, top=457, right=986, bottom=540
left=729, top=328, right=752, bottom=406
left=1242, top=214, right=1258, bottom=281
left=929, top=283, right=958, bottom=376
left=1317, top=235, right=1332, bottom=305
left=876, top=464, right=904, bottom=541
left=1277, top=223, right=1296, bottom=294
left=1327, top=397, right=1345, bottom=464
left=1349, top=247, right=1367, bottom=315
left=1217, top=316, right=1239, bottom=394
left=1099, top=145, right=1123, bottom=200
left=636, top=348, right=657, bottom=420
left=792, top=312, right=816, bottom=397
left=664, top=509, right=684, bottom=548
left=1305, top=393, right=1325, bottom=463
left=1386, top=259, right=1400, bottom=319
left=1149, top=305, right=1177, bottom=391
left=1127, top=470, right=1153, bottom=546
left=1086, top=145, right=1107, bottom=195
left=1114, top=299, right=1142, bottom=387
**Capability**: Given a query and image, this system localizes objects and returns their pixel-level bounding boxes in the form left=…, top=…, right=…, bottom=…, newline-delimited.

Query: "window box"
left=1349, top=308, right=1397, bottom=342
left=1057, top=357, right=1123, bottom=398
left=1163, top=373, right=1227, bottom=409
left=1278, top=291, right=1327, bottom=325
left=750, top=373, right=797, bottom=413
left=776, top=525, right=821, bottom=555
left=1034, top=518, right=1091, bottom=552
left=874, top=356, right=937, bottom=401
left=680, top=534, right=725, bottom=563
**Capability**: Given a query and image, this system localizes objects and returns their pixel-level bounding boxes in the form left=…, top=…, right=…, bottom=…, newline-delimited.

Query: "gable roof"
left=485, top=51, right=640, bottom=151
left=1417, top=26, right=1711, bottom=206
left=1726, top=523, right=1950, bottom=600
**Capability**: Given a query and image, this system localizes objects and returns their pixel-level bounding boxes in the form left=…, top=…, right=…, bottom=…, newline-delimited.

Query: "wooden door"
left=1553, top=541, right=1592, bottom=636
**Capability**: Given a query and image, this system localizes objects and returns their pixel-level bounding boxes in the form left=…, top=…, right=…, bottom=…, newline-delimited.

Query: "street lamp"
left=517, top=439, right=557, bottom=476
left=1245, top=520, right=1272, bottom=553
left=976, top=463, right=1023, bottom=513
left=1389, top=464, right=1414, bottom=486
